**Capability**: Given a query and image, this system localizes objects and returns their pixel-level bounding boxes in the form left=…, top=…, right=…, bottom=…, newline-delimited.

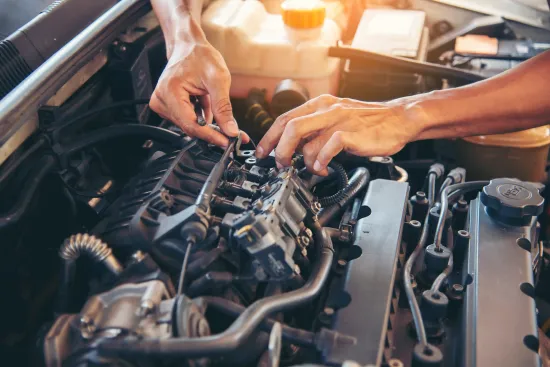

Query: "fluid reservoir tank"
left=455, top=126, right=550, bottom=182
left=202, top=0, right=342, bottom=100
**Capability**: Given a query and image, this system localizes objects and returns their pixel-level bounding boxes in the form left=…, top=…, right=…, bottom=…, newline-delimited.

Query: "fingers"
left=315, top=131, right=359, bottom=172
left=151, top=87, right=229, bottom=147
left=302, top=136, right=330, bottom=176
left=199, top=95, right=214, bottom=124
left=207, top=75, right=240, bottom=138
left=274, top=109, right=339, bottom=166
left=256, top=95, right=335, bottom=159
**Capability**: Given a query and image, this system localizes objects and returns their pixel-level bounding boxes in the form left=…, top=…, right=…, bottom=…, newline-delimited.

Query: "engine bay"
left=2, top=1, right=550, bottom=367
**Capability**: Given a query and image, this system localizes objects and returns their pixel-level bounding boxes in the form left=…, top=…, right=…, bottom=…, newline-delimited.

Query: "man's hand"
left=255, top=95, right=425, bottom=175
left=150, top=0, right=248, bottom=147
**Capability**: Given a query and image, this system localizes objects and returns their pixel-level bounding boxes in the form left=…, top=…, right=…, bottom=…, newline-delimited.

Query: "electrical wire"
left=176, top=241, right=194, bottom=297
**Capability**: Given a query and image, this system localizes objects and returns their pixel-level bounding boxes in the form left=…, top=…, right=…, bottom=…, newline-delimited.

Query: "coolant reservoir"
left=456, top=126, right=550, bottom=182
left=202, top=0, right=342, bottom=100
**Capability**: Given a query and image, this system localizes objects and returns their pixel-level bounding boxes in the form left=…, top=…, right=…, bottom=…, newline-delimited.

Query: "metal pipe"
left=403, top=172, right=437, bottom=347
left=0, top=0, right=152, bottom=145
left=99, top=225, right=334, bottom=358
left=434, top=181, right=488, bottom=250
left=201, top=296, right=316, bottom=347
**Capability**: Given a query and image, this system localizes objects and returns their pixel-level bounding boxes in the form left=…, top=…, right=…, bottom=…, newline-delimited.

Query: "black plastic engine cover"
left=93, top=141, right=222, bottom=250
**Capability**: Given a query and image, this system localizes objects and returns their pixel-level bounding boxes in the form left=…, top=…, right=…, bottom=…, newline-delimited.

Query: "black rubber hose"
left=329, top=43, right=485, bottom=84
left=317, top=161, right=349, bottom=207
left=48, top=99, right=150, bottom=131
left=0, top=136, right=48, bottom=187
left=318, top=167, right=370, bottom=226
left=0, top=155, right=56, bottom=229
left=57, top=124, right=184, bottom=157
left=98, top=225, right=334, bottom=358
left=200, top=296, right=316, bottom=347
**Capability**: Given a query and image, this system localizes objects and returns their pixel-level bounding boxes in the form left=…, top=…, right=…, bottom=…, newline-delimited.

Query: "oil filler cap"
left=480, top=178, right=544, bottom=219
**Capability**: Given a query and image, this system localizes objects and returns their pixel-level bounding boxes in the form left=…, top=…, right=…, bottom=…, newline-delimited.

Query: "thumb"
left=208, top=84, right=239, bottom=137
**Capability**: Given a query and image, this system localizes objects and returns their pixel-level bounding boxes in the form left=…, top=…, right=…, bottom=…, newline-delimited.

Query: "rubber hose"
left=318, top=167, right=370, bottom=226
left=317, top=161, right=349, bottom=207
left=57, top=124, right=184, bottom=157
left=0, top=155, right=56, bottom=229
left=0, top=136, right=48, bottom=188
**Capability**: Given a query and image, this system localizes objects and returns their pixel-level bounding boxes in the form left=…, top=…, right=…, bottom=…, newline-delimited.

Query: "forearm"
left=151, top=0, right=208, bottom=57
left=405, top=51, right=550, bottom=141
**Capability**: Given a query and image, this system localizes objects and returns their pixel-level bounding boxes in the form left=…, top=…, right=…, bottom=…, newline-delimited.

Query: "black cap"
left=480, top=178, right=544, bottom=219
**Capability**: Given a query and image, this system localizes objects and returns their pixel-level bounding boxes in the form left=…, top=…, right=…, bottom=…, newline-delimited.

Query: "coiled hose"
left=294, top=157, right=349, bottom=207
left=318, top=167, right=370, bottom=226
left=57, top=234, right=122, bottom=313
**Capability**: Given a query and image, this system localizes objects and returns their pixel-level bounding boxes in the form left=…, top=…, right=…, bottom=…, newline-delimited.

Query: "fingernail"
left=313, top=160, right=323, bottom=172
left=226, top=119, right=239, bottom=135
left=276, top=161, right=283, bottom=170
left=256, top=146, right=264, bottom=158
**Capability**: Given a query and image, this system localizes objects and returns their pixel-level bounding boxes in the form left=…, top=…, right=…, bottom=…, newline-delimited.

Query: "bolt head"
left=338, top=259, right=347, bottom=267
left=323, top=307, right=335, bottom=316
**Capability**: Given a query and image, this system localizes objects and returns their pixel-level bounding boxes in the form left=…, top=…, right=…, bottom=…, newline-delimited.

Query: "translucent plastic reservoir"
left=202, top=0, right=342, bottom=100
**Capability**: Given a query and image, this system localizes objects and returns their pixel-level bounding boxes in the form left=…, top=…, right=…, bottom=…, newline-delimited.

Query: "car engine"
left=2, top=1, right=550, bottom=367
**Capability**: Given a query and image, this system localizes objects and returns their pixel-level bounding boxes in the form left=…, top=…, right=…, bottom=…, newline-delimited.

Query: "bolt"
left=457, top=199, right=468, bottom=208
left=338, top=259, right=347, bottom=267
left=262, top=183, right=272, bottom=194
left=305, top=228, right=313, bottom=238
left=458, top=230, right=470, bottom=238
left=409, top=220, right=421, bottom=227
left=313, top=202, right=322, bottom=212
left=452, top=284, right=464, bottom=295
left=79, top=316, right=96, bottom=339
left=388, top=359, right=404, bottom=367
left=300, top=236, right=310, bottom=247
left=323, top=307, right=335, bottom=316
left=416, top=191, right=426, bottom=199
left=132, top=251, right=146, bottom=262
left=254, top=200, right=264, bottom=210
left=138, top=300, right=155, bottom=317
left=119, top=45, right=127, bottom=52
